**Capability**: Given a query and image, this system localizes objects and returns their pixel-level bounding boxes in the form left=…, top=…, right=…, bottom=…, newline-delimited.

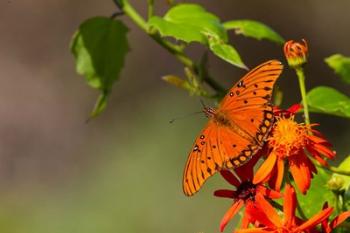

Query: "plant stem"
left=296, top=202, right=308, bottom=220
left=147, top=0, right=154, bottom=19
left=114, top=0, right=226, bottom=94
left=325, top=164, right=350, bottom=176
left=120, top=0, right=148, bottom=31
left=295, top=67, right=311, bottom=126
left=310, top=157, right=350, bottom=176
left=270, top=200, right=283, bottom=211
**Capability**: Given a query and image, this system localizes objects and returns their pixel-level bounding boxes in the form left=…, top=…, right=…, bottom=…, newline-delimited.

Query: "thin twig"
left=113, top=0, right=226, bottom=95
left=110, top=11, right=124, bottom=19
left=147, top=0, right=154, bottom=19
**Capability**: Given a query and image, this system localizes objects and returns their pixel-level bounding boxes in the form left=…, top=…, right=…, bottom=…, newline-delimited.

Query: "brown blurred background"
left=0, top=0, right=349, bottom=232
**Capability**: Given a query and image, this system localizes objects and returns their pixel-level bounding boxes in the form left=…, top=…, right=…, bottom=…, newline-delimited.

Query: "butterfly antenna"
left=169, top=111, right=203, bottom=123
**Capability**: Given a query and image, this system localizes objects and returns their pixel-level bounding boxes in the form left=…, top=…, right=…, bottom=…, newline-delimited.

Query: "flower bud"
left=283, top=39, right=308, bottom=68
left=327, top=176, right=345, bottom=192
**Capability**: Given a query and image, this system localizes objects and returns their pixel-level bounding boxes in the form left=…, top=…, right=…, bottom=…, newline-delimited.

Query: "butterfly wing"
left=183, top=60, right=283, bottom=196
left=218, top=60, right=283, bottom=166
left=183, top=121, right=254, bottom=196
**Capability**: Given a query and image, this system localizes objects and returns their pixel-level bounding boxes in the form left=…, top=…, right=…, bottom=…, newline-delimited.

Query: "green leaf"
left=89, top=91, right=109, bottom=120
left=208, top=37, right=247, bottom=69
left=273, top=85, right=283, bottom=106
left=325, top=54, right=350, bottom=84
left=71, top=17, right=129, bottom=117
left=148, top=4, right=227, bottom=44
left=297, top=168, right=335, bottom=218
left=307, top=86, right=350, bottom=119
left=223, top=20, right=285, bottom=44
left=148, top=4, right=248, bottom=69
left=148, top=16, right=206, bottom=43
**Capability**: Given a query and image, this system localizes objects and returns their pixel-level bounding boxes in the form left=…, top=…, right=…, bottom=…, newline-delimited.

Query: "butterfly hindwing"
left=183, top=121, right=256, bottom=196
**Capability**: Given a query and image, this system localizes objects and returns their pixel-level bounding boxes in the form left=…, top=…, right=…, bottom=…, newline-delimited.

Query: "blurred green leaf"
left=223, top=20, right=285, bottom=44
left=89, top=91, right=109, bottom=120
left=325, top=54, right=350, bottom=84
left=273, top=85, right=283, bottom=106
left=162, top=69, right=209, bottom=97
left=307, top=86, right=350, bottom=119
left=71, top=17, right=129, bottom=117
left=297, top=168, right=334, bottom=218
left=148, top=4, right=227, bottom=44
left=208, top=37, right=247, bottom=69
left=162, top=75, right=192, bottom=90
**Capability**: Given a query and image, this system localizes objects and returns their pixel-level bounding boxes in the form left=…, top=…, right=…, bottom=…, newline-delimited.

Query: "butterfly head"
left=203, top=106, right=216, bottom=118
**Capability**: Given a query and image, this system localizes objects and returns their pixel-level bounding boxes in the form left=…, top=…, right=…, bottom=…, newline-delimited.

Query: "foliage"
left=325, top=54, right=350, bottom=84
left=296, top=168, right=334, bottom=218
left=223, top=19, right=285, bottom=44
left=71, top=17, right=129, bottom=117
left=307, top=86, right=350, bottom=119
left=70, top=1, right=350, bottom=232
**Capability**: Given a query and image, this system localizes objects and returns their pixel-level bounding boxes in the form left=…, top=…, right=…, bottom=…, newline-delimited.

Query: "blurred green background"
left=0, top=1, right=350, bottom=232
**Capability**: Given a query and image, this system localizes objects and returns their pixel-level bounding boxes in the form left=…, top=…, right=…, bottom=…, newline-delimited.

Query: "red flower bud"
left=284, top=39, right=308, bottom=68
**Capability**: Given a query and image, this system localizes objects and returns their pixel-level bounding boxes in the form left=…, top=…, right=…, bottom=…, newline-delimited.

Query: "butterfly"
left=183, top=60, right=283, bottom=196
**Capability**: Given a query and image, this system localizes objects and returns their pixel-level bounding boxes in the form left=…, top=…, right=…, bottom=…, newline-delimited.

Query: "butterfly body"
left=183, top=60, right=283, bottom=196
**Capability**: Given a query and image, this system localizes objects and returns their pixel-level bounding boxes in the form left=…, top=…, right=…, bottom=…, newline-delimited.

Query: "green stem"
left=295, top=67, right=311, bottom=126
left=120, top=0, right=148, bottom=31
left=310, top=157, right=350, bottom=176
left=325, top=164, right=350, bottom=176
left=296, top=202, right=308, bottom=220
left=270, top=200, right=283, bottom=211
left=115, top=0, right=226, bottom=94
left=147, top=0, right=154, bottom=19
left=203, top=74, right=226, bottom=94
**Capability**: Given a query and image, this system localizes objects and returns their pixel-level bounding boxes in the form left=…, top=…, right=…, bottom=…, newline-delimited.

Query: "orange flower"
left=321, top=202, right=350, bottom=233
left=284, top=39, right=308, bottom=68
left=235, top=184, right=333, bottom=233
left=253, top=105, right=336, bottom=194
left=214, top=155, right=281, bottom=232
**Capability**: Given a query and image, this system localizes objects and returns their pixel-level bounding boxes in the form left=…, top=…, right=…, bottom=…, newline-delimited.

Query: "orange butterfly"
left=183, top=60, right=283, bottom=196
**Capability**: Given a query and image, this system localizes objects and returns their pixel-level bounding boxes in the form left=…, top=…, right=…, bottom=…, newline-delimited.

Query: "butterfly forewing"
left=183, top=60, right=283, bottom=196
left=220, top=60, right=282, bottom=146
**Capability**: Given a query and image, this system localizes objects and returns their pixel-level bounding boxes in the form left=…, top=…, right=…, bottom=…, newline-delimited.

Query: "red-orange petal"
left=287, top=103, right=302, bottom=114
left=220, top=199, right=244, bottom=232
left=307, top=145, right=329, bottom=166
left=313, top=143, right=336, bottom=159
left=256, top=185, right=282, bottom=199
left=296, top=207, right=333, bottom=231
left=253, top=153, right=277, bottom=185
left=306, top=134, right=329, bottom=145
left=235, top=228, right=270, bottom=233
left=303, top=154, right=317, bottom=175
left=254, top=193, right=282, bottom=228
left=220, top=170, right=241, bottom=187
left=235, top=152, right=260, bottom=181
left=283, top=184, right=297, bottom=227
left=214, top=189, right=235, bottom=199
left=289, top=154, right=311, bottom=194
left=241, top=201, right=255, bottom=229
left=241, top=210, right=250, bottom=229
left=275, top=158, right=285, bottom=191
left=330, top=210, right=350, bottom=229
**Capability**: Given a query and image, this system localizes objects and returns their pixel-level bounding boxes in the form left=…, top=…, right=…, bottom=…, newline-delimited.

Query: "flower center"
left=236, top=181, right=256, bottom=201
left=269, top=117, right=307, bottom=158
